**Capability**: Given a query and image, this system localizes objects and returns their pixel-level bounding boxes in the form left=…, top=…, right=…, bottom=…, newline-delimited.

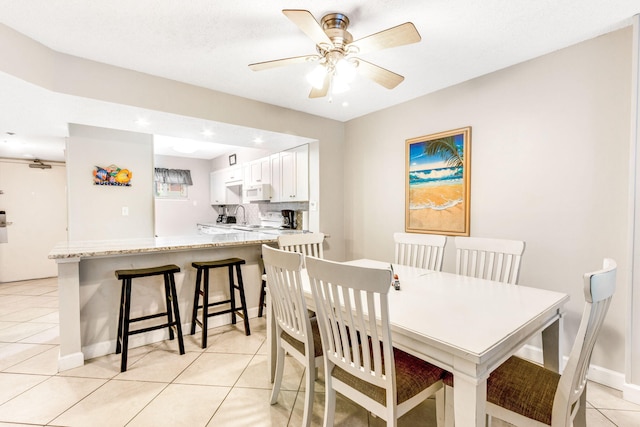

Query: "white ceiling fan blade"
left=348, top=22, right=421, bottom=55
left=355, top=59, right=405, bottom=89
left=249, top=55, right=319, bottom=71
left=283, top=9, right=333, bottom=47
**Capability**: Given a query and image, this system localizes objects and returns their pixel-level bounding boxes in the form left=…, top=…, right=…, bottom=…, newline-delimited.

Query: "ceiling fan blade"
left=309, top=72, right=331, bottom=98
left=283, top=9, right=333, bottom=47
left=355, top=59, right=405, bottom=89
left=249, top=55, right=319, bottom=71
left=348, top=22, right=421, bottom=55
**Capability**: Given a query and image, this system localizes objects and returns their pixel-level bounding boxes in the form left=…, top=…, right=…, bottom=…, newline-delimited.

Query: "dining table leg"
left=541, top=315, right=563, bottom=373
left=453, top=359, right=489, bottom=427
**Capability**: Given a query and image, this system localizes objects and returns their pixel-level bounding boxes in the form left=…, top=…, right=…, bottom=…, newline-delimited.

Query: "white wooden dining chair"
left=443, top=258, right=617, bottom=427
left=278, top=232, right=325, bottom=261
left=394, top=232, right=447, bottom=271
left=306, top=256, right=446, bottom=427
left=259, top=232, right=326, bottom=317
left=262, top=244, right=323, bottom=427
left=454, top=236, right=526, bottom=284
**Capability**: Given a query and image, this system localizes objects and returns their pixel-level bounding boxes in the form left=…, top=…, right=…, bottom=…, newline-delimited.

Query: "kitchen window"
left=154, top=168, right=192, bottom=199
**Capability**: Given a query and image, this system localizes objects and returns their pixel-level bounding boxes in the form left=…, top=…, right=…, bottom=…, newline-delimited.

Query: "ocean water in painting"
left=409, top=167, right=463, bottom=210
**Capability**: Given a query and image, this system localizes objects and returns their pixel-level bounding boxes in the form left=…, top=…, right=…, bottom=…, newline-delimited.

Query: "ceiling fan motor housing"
left=320, top=13, right=353, bottom=51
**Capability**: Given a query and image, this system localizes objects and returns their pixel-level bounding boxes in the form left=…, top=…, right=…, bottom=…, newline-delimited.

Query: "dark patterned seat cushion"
left=332, top=346, right=444, bottom=405
left=485, top=356, right=560, bottom=425
left=442, top=357, right=560, bottom=424
left=280, top=317, right=323, bottom=357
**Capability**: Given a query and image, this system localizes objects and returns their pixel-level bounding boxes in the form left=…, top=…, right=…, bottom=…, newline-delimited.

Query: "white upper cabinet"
left=270, top=153, right=282, bottom=202
left=210, top=166, right=242, bottom=205
left=244, top=156, right=270, bottom=186
left=279, top=144, right=309, bottom=202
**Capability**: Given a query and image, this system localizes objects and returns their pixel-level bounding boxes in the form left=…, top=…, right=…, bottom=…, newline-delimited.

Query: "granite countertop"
left=48, top=232, right=277, bottom=260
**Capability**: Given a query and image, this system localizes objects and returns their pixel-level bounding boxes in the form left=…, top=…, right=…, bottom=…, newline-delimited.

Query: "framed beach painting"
left=405, top=127, right=471, bottom=236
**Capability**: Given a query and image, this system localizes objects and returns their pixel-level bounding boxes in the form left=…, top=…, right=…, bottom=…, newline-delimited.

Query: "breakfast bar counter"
left=49, top=232, right=278, bottom=371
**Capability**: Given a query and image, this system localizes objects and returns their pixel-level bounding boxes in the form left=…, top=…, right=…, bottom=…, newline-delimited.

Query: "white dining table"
left=266, top=259, right=570, bottom=427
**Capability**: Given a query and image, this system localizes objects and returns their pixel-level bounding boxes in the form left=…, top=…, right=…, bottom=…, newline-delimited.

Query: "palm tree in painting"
left=424, top=136, right=463, bottom=167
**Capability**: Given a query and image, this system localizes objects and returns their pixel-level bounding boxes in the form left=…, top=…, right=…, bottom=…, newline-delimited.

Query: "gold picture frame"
left=405, top=127, right=471, bottom=236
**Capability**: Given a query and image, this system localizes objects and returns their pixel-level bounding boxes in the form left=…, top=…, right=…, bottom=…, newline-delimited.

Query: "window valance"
left=154, top=168, right=193, bottom=185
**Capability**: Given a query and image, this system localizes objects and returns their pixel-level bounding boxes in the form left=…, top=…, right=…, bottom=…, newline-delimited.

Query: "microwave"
left=244, top=183, right=271, bottom=202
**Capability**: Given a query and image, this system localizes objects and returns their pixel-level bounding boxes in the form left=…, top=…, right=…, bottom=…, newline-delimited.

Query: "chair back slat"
left=262, top=245, right=310, bottom=345
left=278, top=233, right=325, bottom=264
left=394, top=232, right=446, bottom=271
left=306, top=256, right=393, bottom=391
left=454, top=236, right=525, bottom=284
left=552, top=259, right=616, bottom=426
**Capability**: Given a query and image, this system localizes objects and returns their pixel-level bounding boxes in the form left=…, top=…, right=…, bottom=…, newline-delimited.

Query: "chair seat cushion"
left=280, top=317, right=323, bottom=357
left=332, top=347, right=444, bottom=406
left=486, top=356, right=560, bottom=425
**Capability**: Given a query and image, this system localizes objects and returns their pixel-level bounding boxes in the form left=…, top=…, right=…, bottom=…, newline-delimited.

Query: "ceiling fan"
left=249, top=9, right=421, bottom=98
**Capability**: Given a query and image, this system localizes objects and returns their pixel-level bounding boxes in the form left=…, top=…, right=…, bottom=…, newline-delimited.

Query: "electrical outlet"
left=122, top=207, right=129, bottom=216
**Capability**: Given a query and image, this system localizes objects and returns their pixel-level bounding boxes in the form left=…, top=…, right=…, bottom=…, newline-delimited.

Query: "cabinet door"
left=210, top=170, right=226, bottom=205
left=293, top=144, right=308, bottom=201
left=225, top=166, right=242, bottom=184
left=280, top=149, right=296, bottom=201
left=270, top=153, right=281, bottom=202
left=280, top=145, right=309, bottom=201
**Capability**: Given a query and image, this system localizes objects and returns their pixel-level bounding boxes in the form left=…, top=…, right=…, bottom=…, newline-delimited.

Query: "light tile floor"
left=0, top=277, right=639, bottom=426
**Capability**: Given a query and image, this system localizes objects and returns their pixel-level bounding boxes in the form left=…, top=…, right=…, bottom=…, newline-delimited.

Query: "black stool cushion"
left=115, top=264, right=180, bottom=280
left=192, top=258, right=246, bottom=269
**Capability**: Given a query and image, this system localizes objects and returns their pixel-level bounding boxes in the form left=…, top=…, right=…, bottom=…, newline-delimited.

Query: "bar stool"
left=190, top=258, right=251, bottom=348
left=114, top=264, right=185, bottom=372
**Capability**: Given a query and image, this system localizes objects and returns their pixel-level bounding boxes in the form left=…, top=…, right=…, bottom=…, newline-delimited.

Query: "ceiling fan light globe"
left=307, top=65, right=327, bottom=89
left=336, top=59, right=357, bottom=83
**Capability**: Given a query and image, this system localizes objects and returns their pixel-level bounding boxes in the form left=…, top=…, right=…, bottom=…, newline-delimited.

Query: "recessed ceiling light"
left=135, top=118, right=150, bottom=127
left=253, top=137, right=264, bottom=144
left=201, top=129, right=214, bottom=137
left=173, top=143, right=198, bottom=154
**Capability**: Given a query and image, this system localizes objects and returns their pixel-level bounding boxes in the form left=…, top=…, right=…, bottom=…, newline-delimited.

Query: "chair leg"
left=258, top=278, right=266, bottom=318
left=323, top=377, right=336, bottom=427
left=302, top=355, right=315, bottom=427
left=435, top=387, right=445, bottom=427
left=270, top=335, right=285, bottom=405
left=190, top=267, right=202, bottom=335
left=444, top=385, right=455, bottom=427
left=163, top=273, right=175, bottom=341
left=228, top=266, right=237, bottom=325
left=235, top=264, right=251, bottom=336
left=120, top=278, right=133, bottom=372
left=168, top=272, right=185, bottom=355
left=201, top=268, right=209, bottom=349
left=115, top=279, right=126, bottom=354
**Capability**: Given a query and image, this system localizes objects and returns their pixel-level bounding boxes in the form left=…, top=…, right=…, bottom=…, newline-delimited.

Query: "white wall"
left=154, top=154, right=218, bottom=236
left=344, top=27, right=632, bottom=377
left=67, top=124, right=154, bottom=240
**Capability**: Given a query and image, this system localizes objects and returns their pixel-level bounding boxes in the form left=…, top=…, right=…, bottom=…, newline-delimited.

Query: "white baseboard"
left=623, top=382, right=640, bottom=405
left=58, top=351, right=85, bottom=371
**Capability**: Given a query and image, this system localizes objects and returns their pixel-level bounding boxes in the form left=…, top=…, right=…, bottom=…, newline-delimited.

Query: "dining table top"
left=335, top=259, right=570, bottom=366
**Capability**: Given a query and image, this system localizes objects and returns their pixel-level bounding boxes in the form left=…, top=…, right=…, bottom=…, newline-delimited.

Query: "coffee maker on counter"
left=281, top=209, right=295, bottom=229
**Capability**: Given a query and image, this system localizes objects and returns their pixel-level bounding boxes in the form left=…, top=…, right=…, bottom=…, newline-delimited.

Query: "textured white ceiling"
left=0, top=0, right=638, bottom=161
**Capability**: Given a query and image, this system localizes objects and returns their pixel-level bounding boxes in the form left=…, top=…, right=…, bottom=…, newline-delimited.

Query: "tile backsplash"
left=215, top=201, right=309, bottom=225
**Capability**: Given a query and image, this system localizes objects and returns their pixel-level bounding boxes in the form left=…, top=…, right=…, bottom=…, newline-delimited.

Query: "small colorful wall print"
left=93, top=164, right=133, bottom=186
left=405, top=127, right=471, bottom=236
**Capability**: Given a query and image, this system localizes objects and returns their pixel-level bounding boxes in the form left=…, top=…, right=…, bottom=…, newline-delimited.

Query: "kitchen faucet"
left=234, top=205, right=246, bottom=225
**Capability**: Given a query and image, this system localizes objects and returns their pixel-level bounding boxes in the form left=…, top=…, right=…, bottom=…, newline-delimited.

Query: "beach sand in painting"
left=409, top=183, right=465, bottom=233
